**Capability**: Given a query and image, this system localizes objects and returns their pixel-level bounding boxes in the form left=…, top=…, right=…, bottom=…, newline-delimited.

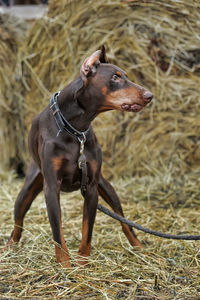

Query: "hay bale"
left=0, top=14, right=29, bottom=175
left=1, top=0, right=200, bottom=178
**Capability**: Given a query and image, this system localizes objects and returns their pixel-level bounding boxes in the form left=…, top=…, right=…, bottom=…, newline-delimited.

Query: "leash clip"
left=78, top=133, right=86, bottom=169
left=78, top=133, right=86, bottom=155
left=56, top=129, right=62, bottom=137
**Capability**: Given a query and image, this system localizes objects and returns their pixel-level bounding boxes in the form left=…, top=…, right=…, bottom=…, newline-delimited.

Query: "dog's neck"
left=57, top=77, right=98, bottom=132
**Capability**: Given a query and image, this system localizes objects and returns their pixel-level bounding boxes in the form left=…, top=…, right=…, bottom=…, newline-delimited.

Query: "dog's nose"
left=143, top=91, right=153, bottom=102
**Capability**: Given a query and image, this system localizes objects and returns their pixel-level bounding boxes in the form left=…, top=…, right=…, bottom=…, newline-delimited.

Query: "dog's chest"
left=52, top=139, right=101, bottom=192
left=53, top=155, right=80, bottom=192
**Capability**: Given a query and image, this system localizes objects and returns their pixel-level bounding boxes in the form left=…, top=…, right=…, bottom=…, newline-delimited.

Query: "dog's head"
left=78, top=46, right=153, bottom=113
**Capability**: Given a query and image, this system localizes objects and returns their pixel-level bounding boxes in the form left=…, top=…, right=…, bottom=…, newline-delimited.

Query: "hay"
left=0, top=14, right=29, bottom=175
left=3, top=0, right=199, bottom=178
left=0, top=173, right=199, bottom=299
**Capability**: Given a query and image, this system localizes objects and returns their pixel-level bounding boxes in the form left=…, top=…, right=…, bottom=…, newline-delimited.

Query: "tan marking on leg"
left=121, top=223, right=143, bottom=248
left=10, top=174, right=43, bottom=245
left=78, top=218, right=91, bottom=266
left=55, top=223, right=71, bottom=268
left=11, top=224, right=23, bottom=243
left=98, top=186, right=143, bottom=248
left=55, top=244, right=71, bottom=268
left=79, top=218, right=91, bottom=256
left=2, top=183, right=42, bottom=251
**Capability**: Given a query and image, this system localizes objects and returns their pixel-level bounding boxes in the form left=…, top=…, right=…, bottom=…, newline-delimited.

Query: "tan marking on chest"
left=90, top=160, right=98, bottom=174
left=52, top=157, right=63, bottom=171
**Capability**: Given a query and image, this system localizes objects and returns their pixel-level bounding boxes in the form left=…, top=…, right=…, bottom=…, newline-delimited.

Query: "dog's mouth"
left=121, top=103, right=144, bottom=112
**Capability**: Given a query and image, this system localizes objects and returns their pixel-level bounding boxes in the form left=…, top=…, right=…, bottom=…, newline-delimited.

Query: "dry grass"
left=0, top=171, right=200, bottom=299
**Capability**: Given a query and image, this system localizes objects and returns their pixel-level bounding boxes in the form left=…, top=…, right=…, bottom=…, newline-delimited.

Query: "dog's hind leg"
left=98, top=174, right=143, bottom=248
left=5, top=161, right=43, bottom=248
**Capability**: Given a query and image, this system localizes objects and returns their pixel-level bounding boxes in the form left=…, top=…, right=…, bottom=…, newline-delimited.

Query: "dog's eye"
left=112, top=74, right=120, bottom=81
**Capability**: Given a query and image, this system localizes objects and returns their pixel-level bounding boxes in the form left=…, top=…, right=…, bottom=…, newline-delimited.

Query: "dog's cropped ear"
left=99, top=45, right=108, bottom=63
left=80, top=50, right=102, bottom=80
left=80, top=47, right=108, bottom=86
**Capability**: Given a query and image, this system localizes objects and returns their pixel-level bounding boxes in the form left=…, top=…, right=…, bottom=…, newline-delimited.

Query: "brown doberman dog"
left=3, top=47, right=153, bottom=267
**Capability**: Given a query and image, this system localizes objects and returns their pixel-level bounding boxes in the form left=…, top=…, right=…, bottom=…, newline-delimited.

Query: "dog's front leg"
left=42, top=157, right=71, bottom=268
left=78, top=182, right=98, bottom=266
left=44, top=178, right=71, bottom=268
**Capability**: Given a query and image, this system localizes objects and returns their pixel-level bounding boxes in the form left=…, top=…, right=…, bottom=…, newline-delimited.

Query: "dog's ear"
left=80, top=50, right=102, bottom=79
left=99, top=45, right=108, bottom=63
left=80, top=47, right=108, bottom=86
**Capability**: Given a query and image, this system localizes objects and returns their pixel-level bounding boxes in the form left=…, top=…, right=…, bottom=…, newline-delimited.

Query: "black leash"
left=97, top=204, right=200, bottom=240
left=50, top=92, right=89, bottom=196
left=50, top=92, right=200, bottom=241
